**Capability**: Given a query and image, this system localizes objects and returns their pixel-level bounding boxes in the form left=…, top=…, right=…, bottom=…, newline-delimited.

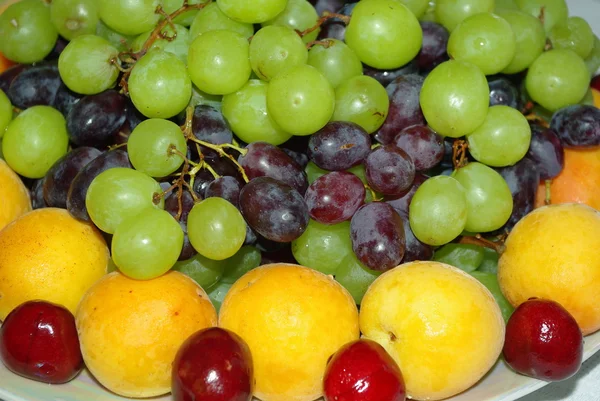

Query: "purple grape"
left=239, top=177, right=309, bottom=243
left=362, top=60, right=419, bottom=87
left=316, top=2, right=356, bottom=41
left=165, top=190, right=199, bottom=261
left=67, top=149, right=132, bottom=222
left=304, top=171, right=365, bottom=224
left=197, top=148, right=244, bottom=183
left=205, top=176, right=243, bottom=208
left=550, top=105, right=600, bottom=148
left=488, top=76, right=519, bottom=109
left=280, top=136, right=310, bottom=168
left=53, top=83, right=82, bottom=116
left=526, top=123, right=564, bottom=180
left=392, top=125, right=444, bottom=171
left=307, top=121, right=371, bottom=171
left=30, top=177, right=48, bottom=210
left=350, top=202, right=405, bottom=271
left=67, top=90, right=128, bottom=148
left=399, top=214, right=433, bottom=263
left=417, top=21, right=449, bottom=72
left=43, top=147, right=103, bottom=208
left=192, top=169, right=216, bottom=197
left=385, top=172, right=428, bottom=217
left=7, top=62, right=62, bottom=109
left=192, top=104, right=233, bottom=145
left=495, top=157, right=539, bottom=231
left=259, top=242, right=298, bottom=265
left=244, top=224, right=258, bottom=246
left=375, top=74, right=425, bottom=145
left=365, top=145, right=415, bottom=196
left=282, top=148, right=309, bottom=169
left=239, top=142, right=308, bottom=194
left=45, top=37, right=68, bottom=60
left=0, top=64, right=28, bottom=93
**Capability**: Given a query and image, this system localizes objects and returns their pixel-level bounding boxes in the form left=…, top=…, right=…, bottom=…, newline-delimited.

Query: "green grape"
left=447, top=13, right=516, bottom=76
left=2, top=106, right=68, bottom=179
left=249, top=25, right=308, bottom=82
left=496, top=9, right=546, bottom=74
left=95, top=20, right=136, bottom=52
left=267, top=64, right=335, bottom=136
left=50, top=0, right=99, bottom=40
left=409, top=175, right=467, bottom=246
left=332, top=75, right=389, bottom=134
left=478, top=247, right=499, bottom=274
left=0, top=0, right=58, bottom=64
left=470, top=271, right=514, bottom=322
left=0, top=139, right=4, bottom=160
left=420, top=0, right=437, bottom=22
left=419, top=60, right=489, bottom=138
left=98, top=0, right=161, bottom=36
left=335, top=252, right=381, bottom=305
left=172, top=253, right=226, bottom=290
left=580, top=88, right=595, bottom=107
left=307, top=39, right=363, bottom=89
left=585, top=36, right=600, bottom=77
left=548, top=17, right=595, bottom=60
left=85, top=167, right=164, bottom=234
left=525, top=49, right=590, bottom=112
left=452, top=162, right=513, bottom=233
left=129, top=49, right=192, bottom=118
left=398, top=0, right=429, bottom=18
left=345, top=0, right=423, bottom=70
left=305, top=161, right=328, bottom=184
left=434, top=0, right=494, bottom=32
left=187, top=197, right=246, bottom=260
left=220, top=245, right=262, bottom=284
left=0, top=90, right=12, bottom=138
left=107, top=258, right=118, bottom=273
left=58, top=34, right=120, bottom=95
left=466, top=105, right=531, bottom=167
left=189, top=85, right=223, bottom=110
left=189, top=2, right=254, bottom=40
left=188, top=30, right=252, bottom=95
left=515, top=0, right=567, bottom=32
left=207, top=281, right=231, bottom=312
left=132, top=24, right=191, bottom=64
left=291, top=219, right=353, bottom=275
left=433, top=243, right=484, bottom=273
left=262, top=0, right=320, bottom=43
left=495, top=0, right=519, bottom=11
left=216, top=0, right=287, bottom=24
left=163, top=0, right=207, bottom=26
left=112, top=208, right=183, bottom=280
left=127, top=119, right=187, bottom=177
left=221, top=80, right=292, bottom=145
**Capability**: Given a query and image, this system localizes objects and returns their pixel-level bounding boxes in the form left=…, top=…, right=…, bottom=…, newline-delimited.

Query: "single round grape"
left=399, top=0, right=429, bottom=18
left=190, top=105, right=232, bottom=145
left=393, top=125, right=444, bottom=171
left=95, top=19, right=136, bottom=52
left=262, top=0, right=320, bottom=43
left=447, top=12, right=516, bottom=75
left=189, top=2, right=254, bottom=40
left=216, top=0, right=287, bottom=24
left=409, top=175, right=467, bottom=246
left=304, top=171, right=365, bottom=224
left=496, top=9, right=545, bottom=74
left=308, top=121, right=371, bottom=171
left=420, top=60, right=489, bottom=138
left=525, top=49, right=590, bottom=112
left=85, top=167, right=164, bottom=234
left=172, top=252, right=226, bottom=291
left=131, top=24, right=191, bottom=64
left=307, top=39, right=363, bottom=89
left=332, top=75, right=389, bottom=134
left=434, top=0, right=494, bottom=32
left=335, top=251, right=381, bottom=305
left=222, top=80, right=292, bottom=145
left=2, top=106, right=68, bottom=179
left=187, top=30, right=251, bottom=95
left=0, top=0, right=58, bottom=64
left=433, top=243, right=484, bottom=273
left=548, top=16, right=595, bottom=60
left=453, top=162, right=513, bottom=233
left=550, top=105, right=600, bottom=148
left=526, top=123, right=564, bottom=180
left=187, top=197, right=246, bottom=260
left=291, top=219, right=353, bottom=275
left=417, top=21, right=450, bottom=72
left=267, top=64, right=335, bottom=136
left=112, top=208, right=183, bottom=280
left=58, top=34, right=120, bottom=95
left=50, top=0, right=99, bottom=40
left=345, top=0, right=423, bottom=70
left=467, top=105, right=531, bottom=167
left=0, top=90, right=12, bottom=137
left=249, top=25, right=308, bottom=82
left=205, top=176, right=242, bottom=208
left=365, top=145, right=415, bottom=196
left=127, top=119, right=187, bottom=177
left=98, top=0, right=160, bottom=36
left=129, top=49, right=192, bottom=118
left=515, top=0, right=568, bottom=32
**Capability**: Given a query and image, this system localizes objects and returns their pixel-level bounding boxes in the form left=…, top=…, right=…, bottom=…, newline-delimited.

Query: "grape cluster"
left=0, top=0, right=599, bottom=308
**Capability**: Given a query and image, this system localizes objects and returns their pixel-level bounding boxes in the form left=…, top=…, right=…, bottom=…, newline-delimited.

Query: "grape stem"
left=544, top=179, right=552, bottom=205
left=364, top=185, right=382, bottom=202
left=452, top=139, right=469, bottom=169
left=459, top=234, right=505, bottom=254
left=297, top=11, right=351, bottom=38
left=305, top=39, right=334, bottom=50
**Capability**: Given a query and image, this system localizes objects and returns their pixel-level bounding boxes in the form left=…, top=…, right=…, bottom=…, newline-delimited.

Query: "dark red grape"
left=53, top=84, right=82, bottom=116
left=192, top=169, right=216, bottom=197
left=316, top=2, right=356, bottom=41
left=307, top=121, right=371, bottom=171
left=392, top=124, right=444, bottom=171
left=165, top=190, right=199, bottom=261
left=282, top=148, right=309, bottom=169
left=417, top=21, right=449, bottom=72
left=550, top=105, right=600, bottom=148
left=45, top=37, right=69, bottom=61
left=205, top=176, right=242, bottom=208
left=385, top=172, right=428, bottom=217
left=363, top=60, right=419, bottom=87
left=526, top=123, right=564, bottom=180
left=7, top=62, right=62, bottom=109
left=259, top=242, right=297, bottom=265
left=30, top=177, right=48, bottom=210
left=488, top=76, right=519, bottom=109
left=0, top=64, right=28, bottom=93
left=43, top=147, right=102, bottom=209
left=350, top=202, right=405, bottom=271
left=239, top=142, right=308, bottom=194
left=495, top=157, right=539, bottom=231
left=192, top=104, right=233, bottom=145
left=375, top=74, right=425, bottom=145
left=67, top=149, right=132, bottom=222
left=244, top=224, right=258, bottom=246
left=399, top=214, right=433, bottom=263
left=66, top=90, right=128, bottom=148
left=365, top=145, right=415, bottom=196
left=304, top=171, right=365, bottom=224
left=239, top=177, right=309, bottom=243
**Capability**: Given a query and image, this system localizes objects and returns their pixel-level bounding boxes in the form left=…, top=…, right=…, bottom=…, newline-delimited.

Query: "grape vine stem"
left=452, top=139, right=469, bottom=169
left=297, top=11, right=351, bottom=38
left=459, top=234, right=505, bottom=254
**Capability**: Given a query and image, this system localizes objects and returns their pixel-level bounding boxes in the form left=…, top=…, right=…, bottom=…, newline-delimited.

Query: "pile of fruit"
left=0, top=0, right=600, bottom=400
